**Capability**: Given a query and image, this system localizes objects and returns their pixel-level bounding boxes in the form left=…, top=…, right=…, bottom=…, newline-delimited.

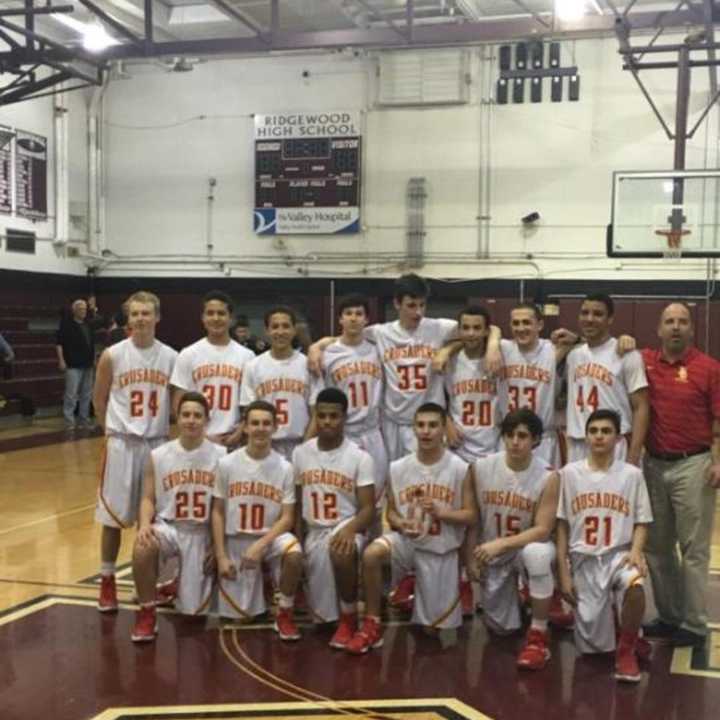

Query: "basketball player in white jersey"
left=293, top=388, right=375, bottom=649
left=240, top=306, right=311, bottom=460
left=556, top=409, right=653, bottom=683
left=130, top=392, right=225, bottom=641
left=468, top=408, right=559, bottom=669
left=445, top=305, right=501, bottom=462
left=309, top=294, right=387, bottom=508
left=563, top=294, right=649, bottom=466
left=93, top=291, right=178, bottom=612
left=346, top=403, right=475, bottom=654
left=171, top=291, right=254, bottom=447
left=309, top=274, right=502, bottom=462
left=212, top=400, right=303, bottom=639
left=499, top=303, right=574, bottom=466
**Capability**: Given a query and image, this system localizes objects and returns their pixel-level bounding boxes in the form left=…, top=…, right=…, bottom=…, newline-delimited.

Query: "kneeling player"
left=347, top=403, right=475, bottom=654
left=469, top=409, right=559, bottom=669
left=212, top=401, right=303, bottom=639
left=131, top=392, right=225, bottom=642
left=556, top=409, right=653, bottom=683
left=293, top=388, right=376, bottom=648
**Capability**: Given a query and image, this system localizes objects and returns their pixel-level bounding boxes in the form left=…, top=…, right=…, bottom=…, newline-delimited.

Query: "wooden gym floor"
left=1, top=422, right=720, bottom=720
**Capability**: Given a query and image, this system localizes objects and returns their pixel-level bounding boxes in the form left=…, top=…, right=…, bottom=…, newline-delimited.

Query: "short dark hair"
left=457, top=304, right=492, bottom=327
left=583, top=293, right=614, bottom=317
left=178, top=391, right=210, bottom=418
left=244, top=400, right=277, bottom=421
left=316, top=387, right=348, bottom=413
left=394, top=273, right=429, bottom=302
left=501, top=408, right=543, bottom=440
left=414, top=402, right=446, bottom=421
left=337, top=294, right=370, bottom=318
left=234, top=314, right=249, bottom=327
left=264, top=305, right=297, bottom=327
left=511, top=302, right=543, bottom=322
left=203, top=290, right=233, bottom=314
left=586, top=409, right=621, bottom=434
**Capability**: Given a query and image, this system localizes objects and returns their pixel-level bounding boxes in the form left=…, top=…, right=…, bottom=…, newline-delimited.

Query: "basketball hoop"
left=654, top=228, right=690, bottom=259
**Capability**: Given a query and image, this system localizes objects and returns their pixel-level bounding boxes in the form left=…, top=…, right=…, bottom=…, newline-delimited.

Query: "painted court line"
left=0, top=503, right=96, bottom=536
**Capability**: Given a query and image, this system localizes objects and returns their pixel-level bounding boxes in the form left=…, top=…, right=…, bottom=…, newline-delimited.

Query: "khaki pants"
left=643, top=452, right=716, bottom=635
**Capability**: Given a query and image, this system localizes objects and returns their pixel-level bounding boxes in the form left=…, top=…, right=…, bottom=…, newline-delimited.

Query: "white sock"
left=340, top=601, right=357, bottom=615
left=100, top=562, right=116, bottom=577
left=531, top=618, right=548, bottom=632
left=278, top=593, right=294, bottom=609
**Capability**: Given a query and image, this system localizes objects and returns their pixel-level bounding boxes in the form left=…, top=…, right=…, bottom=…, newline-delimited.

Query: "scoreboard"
left=254, top=111, right=361, bottom=235
left=0, top=127, right=47, bottom=220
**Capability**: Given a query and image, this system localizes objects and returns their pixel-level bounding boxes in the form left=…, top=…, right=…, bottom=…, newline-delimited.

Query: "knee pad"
left=522, top=542, right=555, bottom=599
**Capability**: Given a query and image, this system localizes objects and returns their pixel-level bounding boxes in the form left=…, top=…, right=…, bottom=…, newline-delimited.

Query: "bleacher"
left=0, top=305, right=64, bottom=419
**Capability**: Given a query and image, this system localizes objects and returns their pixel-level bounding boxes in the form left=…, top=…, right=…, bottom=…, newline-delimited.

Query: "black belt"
left=647, top=447, right=710, bottom=461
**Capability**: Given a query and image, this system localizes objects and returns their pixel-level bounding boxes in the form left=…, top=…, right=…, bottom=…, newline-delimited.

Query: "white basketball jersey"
left=240, top=350, right=311, bottom=441
left=105, top=338, right=177, bottom=438
left=310, top=339, right=383, bottom=435
left=389, top=450, right=468, bottom=554
left=499, top=339, right=557, bottom=431
left=565, top=339, right=647, bottom=439
left=366, top=318, right=456, bottom=424
left=214, top=448, right=294, bottom=536
left=557, top=459, right=653, bottom=556
left=445, top=350, right=501, bottom=456
left=293, top=438, right=375, bottom=529
left=153, top=438, right=225, bottom=524
left=474, top=451, right=551, bottom=565
left=171, top=338, right=255, bottom=435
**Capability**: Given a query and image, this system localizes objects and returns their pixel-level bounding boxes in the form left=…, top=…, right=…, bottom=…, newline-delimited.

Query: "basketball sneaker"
left=388, top=574, right=415, bottom=613
left=98, top=574, right=118, bottom=613
left=517, top=627, right=551, bottom=670
left=614, top=634, right=641, bottom=683
left=274, top=608, right=301, bottom=641
left=156, top=577, right=178, bottom=607
left=329, top=613, right=357, bottom=649
left=548, top=590, right=574, bottom=629
left=346, top=616, right=384, bottom=655
left=460, top=580, right=474, bottom=617
left=131, top=606, right=157, bottom=642
left=635, top=636, right=653, bottom=662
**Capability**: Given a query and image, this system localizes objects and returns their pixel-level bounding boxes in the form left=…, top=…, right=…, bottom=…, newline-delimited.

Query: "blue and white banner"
left=254, top=207, right=359, bottom=235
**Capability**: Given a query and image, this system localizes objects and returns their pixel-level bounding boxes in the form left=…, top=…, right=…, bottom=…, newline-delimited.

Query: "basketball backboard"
left=607, top=170, right=720, bottom=258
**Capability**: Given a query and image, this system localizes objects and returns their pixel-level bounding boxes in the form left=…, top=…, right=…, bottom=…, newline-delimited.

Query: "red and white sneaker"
left=131, top=606, right=157, bottom=642
left=460, top=580, right=475, bottom=617
left=615, top=636, right=641, bottom=683
left=330, top=613, right=358, bottom=649
left=98, top=574, right=118, bottom=613
left=517, top=627, right=551, bottom=670
left=274, top=608, right=301, bottom=641
left=388, top=574, right=415, bottom=613
left=346, top=616, right=384, bottom=655
left=156, top=577, right=178, bottom=607
left=548, top=590, right=574, bottom=629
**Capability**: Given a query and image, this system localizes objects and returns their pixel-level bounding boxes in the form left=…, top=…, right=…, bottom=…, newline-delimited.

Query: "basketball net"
left=654, top=228, right=690, bottom=259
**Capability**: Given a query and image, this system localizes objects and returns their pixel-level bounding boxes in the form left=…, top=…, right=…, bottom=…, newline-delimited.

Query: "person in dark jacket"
left=56, top=299, right=96, bottom=428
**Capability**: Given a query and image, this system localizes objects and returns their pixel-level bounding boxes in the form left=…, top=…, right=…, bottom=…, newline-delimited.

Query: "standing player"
left=130, top=392, right=225, bottom=641
left=309, top=294, right=387, bottom=505
left=564, top=294, right=649, bottom=465
left=171, top=291, right=254, bottom=447
left=240, top=306, right=312, bottom=460
left=346, top=403, right=475, bottom=654
left=499, top=303, right=571, bottom=466
left=444, top=305, right=501, bottom=462
left=556, top=409, right=653, bottom=683
left=468, top=409, right=559, bottom=669
left=93, top=291, right=178, bottom=612
left=211, top=400, right=303, bottom=639
left=293, top=388, right=375, bottom=648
